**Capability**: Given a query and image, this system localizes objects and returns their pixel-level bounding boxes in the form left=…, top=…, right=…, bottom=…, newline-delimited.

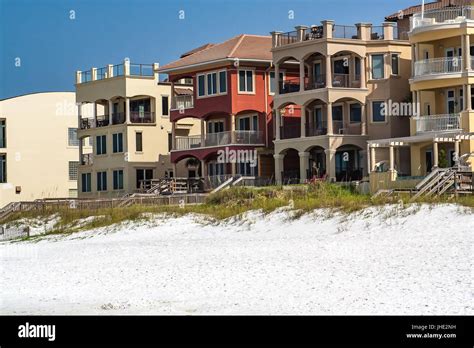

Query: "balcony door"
left=237, top=115, right=258, bottom=131
left=333, top=58, right=349, bottom=87
left=332, top=105, right=344, bottom=134
left=312, top=107, right=325, bottom=134
left=313, top=61, right=323, bottom=86
left=207, top=120, right=224, bottom=133
left=446, top=89, right=456, bottom=114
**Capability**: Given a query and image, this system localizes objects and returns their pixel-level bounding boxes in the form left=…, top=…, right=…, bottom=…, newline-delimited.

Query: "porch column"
left=79, top=137, right=84, bottom=164
left=275, top=109, right=281, bottom=140
left=433, top=141, right=439, bottom=169
left=465, top=34, right=471, bottom=71
left=454, top=140, right=461, bottom=166
left=230, top=113, right=236, bottom=144
left=231, top=162, right=237, bottom=176
left=325, top=55, right=332, bottom=88
left=389, top=145, right=395, bottom=171
left=274, top=154, right=284, bottom=185
left=360, top=56, right=366, bottom=88
left=125, top=97, right=131, bottom=124
left=361, top=103, right=367, bottom=135
left=299, top=60, right=305, bottom=92
left=274, top=63, right=280, bottom=95
left=108, top=100, right=113, bottom=125
left=92, top=102, right=97, bottom=124
left=416, top=91, right=421, bottom=116
left=360, top=150, right=368, bottom=176
left=326, top=102, right=333, bottom=135
left=325, top=149, right=336, bottom=182
left=201, top=160, right=208, bottom=177
left=370, top=146, right=376, bottom=172
left=200, top=119, right=205, bottom=145
left=171, top=121, right=176, bottom=150
left=466, top=84, right=472, bottom=111
left=299, top=152, right=310, bottom=183
left=77, top=102, right=82, bottom=128
left=300, top=105, right=306, bottom=137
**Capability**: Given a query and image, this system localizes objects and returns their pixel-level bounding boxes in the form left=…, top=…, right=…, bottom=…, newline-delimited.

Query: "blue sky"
left=0, top=0, right=418, bottom=99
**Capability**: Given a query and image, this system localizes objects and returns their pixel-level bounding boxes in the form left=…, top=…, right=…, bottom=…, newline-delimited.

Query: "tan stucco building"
left=270, top=20, right=412, bottom=183
left=0, top=92, right=90, bottom=208
left=75, top=60, right=199, bottom=198
left=370, top=0, right=474, bottom=191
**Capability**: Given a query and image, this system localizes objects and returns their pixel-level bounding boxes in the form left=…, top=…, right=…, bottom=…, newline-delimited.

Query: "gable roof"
left=159, top=34, right=272, bottom=73
left=386, top=0, right=470, bottom=21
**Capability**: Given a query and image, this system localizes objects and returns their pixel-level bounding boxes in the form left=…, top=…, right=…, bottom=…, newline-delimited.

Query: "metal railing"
left=130, top=111, right=155, bottom=123
left=394, top=29, right=409, bottom=40
left=411, top=6, right=474, bottom=30
left=80, top=70, right=91, bottom=83
left=280, top=31, right=298, bottom=45
left=174, top=131, right=264, bottom=150
left=280, top=124, right=301, bottom=139
left=332, top=74, right=350, bottom=88
left=95, top=115, right=109, bottom=127
left=112, top=112, right=125, bottom=125
left=371, top=26, right=384, bottom=40
left=173, top=95, right=194, bottom=110
left=305, top=75, right=326, bottom=90
left=96, top=67, right=107, bottom=80
left=333, top=25, right=358, bottom=39
left=414, top=57, right=463, bottom=76
left=175, top=135, right=202, bottom=150
left=81, top=153, right=93, bottom=166
left=113, top=63, right=124, bottom=77
left=279, top=80, right=300, bottom=94
left=414, top=114, right=461, bottom=133
left=303, top=26, right=324, bottom=41
left=130, top=63, right=154, bottom=76
left=80, top=117, right=95, bottom=129
left=306, top=124, right=327, bottom=137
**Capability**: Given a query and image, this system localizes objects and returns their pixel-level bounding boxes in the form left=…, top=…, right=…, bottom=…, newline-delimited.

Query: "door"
left=313, top=61, right=323, bottom=86
left=445, top=48, right=457, bottom=72
left=447, top=90, right=456, bottom=114
left=136, top=168, right=153, bottom=189
left=313, top=107, right=324, bottom=134
left=425, top=151, right=433, bottom=173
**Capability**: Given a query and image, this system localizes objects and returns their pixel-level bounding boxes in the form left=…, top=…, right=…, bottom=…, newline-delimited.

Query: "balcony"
left=130, top=111, right=155, bottom=124
left=81, top=153, right=93, bottom=166
left=279, top=73, right=361, bottom=94
left=279, top=120, right=363, bottom=140
left=80, top=113, right=126, bottom=130
left=172, top=95, right=194, bottom=111
left=76, top=61, right=157, bottom=85
left=414, top=114, right=461, bottom=133
left=411, top=7, right=474, bottom=30
left=414, top=57, right=464, bottom=77
left=174, top=130, right=264, bottom=151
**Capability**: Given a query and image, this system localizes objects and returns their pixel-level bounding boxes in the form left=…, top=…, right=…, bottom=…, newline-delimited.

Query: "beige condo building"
left=270, top=21, right=412, bottom=183
left=75, top=60, right=199, bottom=198
left=0, top=92, right=91, bottom=208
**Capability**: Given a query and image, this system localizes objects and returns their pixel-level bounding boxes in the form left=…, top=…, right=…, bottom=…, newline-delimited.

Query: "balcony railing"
left=306, top=124, right=327, bottom=137
left=332, top=74, right=351, bottom=88
left=130, top=111, right=155, bottom=123
left=333, top=25, right=358, bottom=39
left=415, top=114, right=461, bottom=133
left=411, top=7, right=474, bottom=30
left=279, top=81, right=300, bottom=94
left=81, top=153, right=93, bottom=166
left=280, top=124, right=301, bottom=140
left=371, top=26, right=384, bottom=40
left=414, top=57, right=463, bottom=77
left=280, top=31, right=298, bottom=45
left=173, top=95, right=194, bottom=110
left=130, top=63, right=154, bottom=77
left=112, top=112, right=125, bottom=125
left=173, top=131, right=264, bottom=151
left=305, top=75, right=326, bottom=90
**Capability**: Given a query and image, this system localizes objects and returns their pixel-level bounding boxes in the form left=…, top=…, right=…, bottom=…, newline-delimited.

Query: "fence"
left=0, top=226, right=29, bottom=241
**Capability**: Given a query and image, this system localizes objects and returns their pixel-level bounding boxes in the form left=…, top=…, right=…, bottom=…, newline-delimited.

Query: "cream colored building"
left=75, top=60, right=199, bottom=198
left=0, top=92, right=90, bottom=208
left=271, top=21, right=412, bottom=183
left=370, top=1, right=474, bottom=191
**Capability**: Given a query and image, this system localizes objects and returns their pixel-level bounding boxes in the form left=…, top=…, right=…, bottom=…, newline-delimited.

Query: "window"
left=136, top=132, right=143, bottom=152
left=113, top=170, right=124, bottom=190
left=354, top=58, right=361, bottom=79
left=112, top=133, right=123, bottom=153
left=372, top=101, right=386, bottom=122
left=0, top=154, right=6, bottom=183
left=69, top=161, right=79, bottom=180
left=96, top=135, right=107, bottom=155
left=447, top=90, right=456, bottom=114
left=97, top=171, right=107, bottom=191
left=391, top=54, right=400, bottom=75
left=162, top=96, right=169, bottom=116
left=238, top=70, right=254, bottom=93
left=237, top=115, right=258, bottom=131
left=68, top=128, right=79, bottom=146
left=237, top=162, right=258, bottom=176
left=208, top=162, right=225, bottom=176
left=0, top=120, right=5, bottom=148
left=269, top=71, right=284, bottom=94
left=198, top=75, right=205, bottom=97
left=219, top=71, right=227, bottom=93
left=197, top=70, right=226, bottom=97
left=168, top=133, right=172, bottom=152
left=207, top=120, right=224, bottom=133
left=136, top=168, right=153, bottom=189
left=350, top=104, right=362, bottom=123
left=81, top=173, right=91, bottom=192
left=459, top=88, right=464, bottom=112
left=371, top=54, right=385, bottom=79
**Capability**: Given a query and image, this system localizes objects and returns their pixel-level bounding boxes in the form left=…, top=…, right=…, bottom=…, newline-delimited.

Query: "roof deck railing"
left=76, top=60, right=158, bottom=84
left=411, top=6, right=474, bottom=30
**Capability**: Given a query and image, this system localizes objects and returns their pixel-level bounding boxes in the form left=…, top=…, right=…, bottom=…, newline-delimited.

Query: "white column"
left=454, top=140, right=461, bottom=166
left=433, top=141, right=439, bottom=168
left=299, top=152, right=310, bottom=183
left=326, top=102, right=333, bottom=135
left=275, top=109, right=281, bottom=140
left=299, top=60, right=305, bottom=92
left=466, top=84, right=472, bottom=111
left=370, top=146, right=376, bottom=172
left=465, top=34, right=471, bottom=71
left=325, top=149, right=336, bottom=182
left=325, top=55, right=332, bottom=88
left=389, top=145, right=395, bottom=171
left=274, top=154, right=284, bottom=185
left=416, top=91, right=421, bottom=116
left=361, top=103, right=367, bottom=135
left=125, top=97, right=131, bottom=124
left=79, top=137, right=84, bottom=164
left=108, top=100, right=113, bottom=125
left=300, top=105, right=306, bottom=138
left=201, top=160, right=207, bottom=177
left=230, top=113, right=236, bottom=144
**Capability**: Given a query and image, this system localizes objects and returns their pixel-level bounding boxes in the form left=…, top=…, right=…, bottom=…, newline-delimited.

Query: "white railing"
left=411, top=7, right=474, bottom=30
left=414, top=57, right=463, bottom=77
left=414, top=114, right=461, bottom=133
left=173, top=131, right=264, bottom=150
left=173, top=95, right=194, bottom=110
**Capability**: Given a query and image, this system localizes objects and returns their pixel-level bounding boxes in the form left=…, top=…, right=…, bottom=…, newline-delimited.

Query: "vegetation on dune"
left=2, top=183, right=473, bottom=239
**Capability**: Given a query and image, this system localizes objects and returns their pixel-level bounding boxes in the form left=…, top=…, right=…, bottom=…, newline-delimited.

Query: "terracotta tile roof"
left=180, top=43, right=215, bottom=58
left=174, top=87, right=193, bottom=95
left=159, top=34, right=272, bottom=72
left=386, top=0, right=470, bottom=20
